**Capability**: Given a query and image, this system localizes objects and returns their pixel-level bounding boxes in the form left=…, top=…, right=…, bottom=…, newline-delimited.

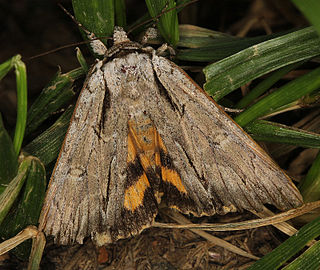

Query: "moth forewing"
left=39, top=27, right=303, bottom=246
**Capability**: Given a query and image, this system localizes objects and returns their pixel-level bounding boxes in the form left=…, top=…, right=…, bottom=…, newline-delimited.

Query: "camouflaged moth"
left=39, top=27, right=303, bottom=246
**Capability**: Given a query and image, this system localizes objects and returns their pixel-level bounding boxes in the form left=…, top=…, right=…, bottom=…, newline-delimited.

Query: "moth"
left=39, top=27, right=303, bottom=246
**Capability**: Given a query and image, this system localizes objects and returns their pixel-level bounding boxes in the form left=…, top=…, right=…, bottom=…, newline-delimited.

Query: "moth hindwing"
left=39, top=27, right=303, bottom=246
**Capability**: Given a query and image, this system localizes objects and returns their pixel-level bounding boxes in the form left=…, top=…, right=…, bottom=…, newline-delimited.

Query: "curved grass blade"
left=245, top=120, right=320, bottom=148
left=145, top=0, right=179, bottom=46
left=0, top=115, right=18, bottom=189
left=24, top=106, right=74, bottom=167
left=234, top=66, right=320, bottom=127
left=0, top=158, right=31, bottom=225
left=299, top=151, right=320, bottom=202
left=292, top=0, right=320, bottom=36
left=283, top=239, right=320, bottom=270
left=72, top=0, right=115, bottom=42
left=247, top=215, right=320, bottom=270
left=25, top=67, right=84, bottom=136
left=13, top=57, right=27, bottom=157
left=235, top=61, right=304, bottom=109
left=203, top=27, right=320, bottom=101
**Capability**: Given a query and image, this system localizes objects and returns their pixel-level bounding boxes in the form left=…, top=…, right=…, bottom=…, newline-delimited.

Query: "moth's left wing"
left=150, top=54, right=302, bottom=215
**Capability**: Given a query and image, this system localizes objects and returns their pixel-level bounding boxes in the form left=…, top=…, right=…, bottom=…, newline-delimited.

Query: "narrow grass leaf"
left=24, top=106, right=74, bottom=166
left=0, top=115, right=18, bottom=188
left=0, top=157, right=46, bottom=260
left=299, top=151, right=320, bottom=202
left=0, top=55, right=17, bottom=81
left=26, top=67, right=84, bottom=136
left=76, top=47, right=88, bottom=72
left=72, top=0, right=115, bottom=41
left=0, top=158, right=31, bottom=225
left=292, top=0, right=320, bottom=36
left=145, top=0, right=179, bottom=46
left=203, top=27, right=320, bottom=101
left=27, top=232, right=46, bottom=270
left=177, top=31, right=290, bottom=62
left=234, top=66, right=320, bottom=127
left=235, top=61, right=305, bottom=109
left=245, top=120, right=320, bottom=148
left=13, top=59, right=27, bottom=157
left=283, top=239, right=320, bottom=270
left=247, top=215, right=320, bottom=270
left=115, top=0, right=126, bottom=27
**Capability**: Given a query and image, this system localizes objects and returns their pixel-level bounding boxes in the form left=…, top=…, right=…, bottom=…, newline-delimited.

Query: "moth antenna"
left=58, top=3, right=92, bottom=37
left=58, top=3, right=108, bottom=56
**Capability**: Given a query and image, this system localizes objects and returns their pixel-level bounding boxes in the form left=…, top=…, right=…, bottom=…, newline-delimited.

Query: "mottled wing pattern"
left=150, top=54, right=302, bottom=215
left=39, top=56, right=159, bottom=245
left=40, top=48, right=302, bottom=246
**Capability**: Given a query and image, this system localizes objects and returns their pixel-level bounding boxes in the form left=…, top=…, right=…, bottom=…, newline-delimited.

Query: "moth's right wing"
left=150, top=54, right=302, bottom=215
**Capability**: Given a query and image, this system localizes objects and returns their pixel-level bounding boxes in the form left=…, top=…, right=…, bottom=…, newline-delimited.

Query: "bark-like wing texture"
left=150, top=54, right=302, bottom=215
left=39, top=57, right=159, bottom=245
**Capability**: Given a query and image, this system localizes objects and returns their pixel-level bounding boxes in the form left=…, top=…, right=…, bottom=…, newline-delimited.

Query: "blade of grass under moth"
left=234, top=66, right=320, bottom=127
left=178, top=24, right=233, bottom=49
left=203, top=27, right=320, bottom=101
left=72, top=0, right=115, bottom=40
left=24, top=106, right=74, bottom=167
left=76, top=47, right=88, bottom=72
left=0, top=115, right=18, bottom=189
left=283, top=239, right=320, bottom=270
left=245, top=120, right=320, bottom=148
left=0, top=158, right=31, bottom=225
left=177, top=31, right=291, bottom=61
left=247, top=215, right=320, bottom=270
left=235, top=61, right=305, bottom=109
left=145, top=0, right=179, bottom=46
left=269, top=109, right=320, bottom=159
left=299, top=151, right=320, bottom=203
left=13, top=57, right=27, bottom=157
left=25, top=67, right=84, bottom=136
left=292, top=0, right=320, bottom=36
left=115, top=0, right=126, bottom=28
left=128, top=0, right=191, bottom=36
left=27, top=231, right=45, bottom=270
left=0, top=157, right=46, bottom=260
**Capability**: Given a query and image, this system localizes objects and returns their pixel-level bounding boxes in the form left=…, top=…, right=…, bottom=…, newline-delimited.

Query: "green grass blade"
left=235, top=61, right=304, bottom=109
left=177, top=31, right=290, bottom=62
left=24, top=106, right=74, bottom=166
left=76, top=48, right=89, bottom=72
left=283, top=239, right=320, bottom=270
left=115, top=0, right=126, bottom=27
left=27, top=232, right=46, bottom=270
left=292, top=0, right=320, bottom=36
left=26, top=67, right=84, bottom=136
left=13, top=58, right=27, bottom=157
left=145, top=0, right=179, bottom=46
left=245, top=120, right=320, bottom=148
left=234, top=66, right=320, bottom=127
left=0, top=55, right=16, bottom=81
left=0, top=157, right=46, bottom=260
left=72, top=0, right=115, bottom=40
left=247, top=215, right=320, bottom=270
left=299, top=151, right=320, bottom=202
left=203, top=27, right=320, bottom=101
left=0, top=115, right=18, bottom=188
left=0, top=158, right=31, bottom=225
